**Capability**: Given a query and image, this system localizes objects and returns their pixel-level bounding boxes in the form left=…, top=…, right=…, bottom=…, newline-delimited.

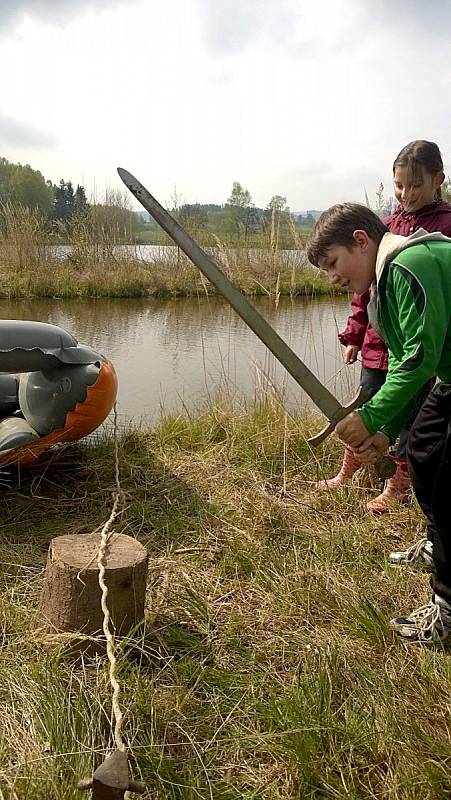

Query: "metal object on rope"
left=79, top=406, right=147, bottom=797
left=78, top=749, right=146, bottom=798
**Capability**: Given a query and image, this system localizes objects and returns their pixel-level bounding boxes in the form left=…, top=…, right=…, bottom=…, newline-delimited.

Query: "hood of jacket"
left=375, top=229, right=451, bottom=284
left=366, top=229, right=451, bottom=343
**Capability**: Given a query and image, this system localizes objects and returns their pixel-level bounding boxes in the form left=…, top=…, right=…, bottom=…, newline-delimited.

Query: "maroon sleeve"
left=338, top=291, right=370, bottom=348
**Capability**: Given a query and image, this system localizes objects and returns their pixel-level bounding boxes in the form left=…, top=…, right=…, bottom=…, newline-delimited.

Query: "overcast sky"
left=1, top=0, right=450, bottom=211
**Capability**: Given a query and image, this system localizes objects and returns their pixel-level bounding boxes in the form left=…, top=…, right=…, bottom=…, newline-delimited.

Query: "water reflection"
left=0, top=296, right=359, bottom=424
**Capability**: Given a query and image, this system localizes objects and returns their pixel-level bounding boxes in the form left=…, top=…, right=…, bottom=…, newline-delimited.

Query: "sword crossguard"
left=308, top=386, right=369, bottom=446
left=307, top=387, right=396, bottom=480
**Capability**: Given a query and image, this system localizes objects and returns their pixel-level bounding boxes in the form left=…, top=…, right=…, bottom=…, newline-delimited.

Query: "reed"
left=0, top=203, right=51, bottom=272
left=0, top=203, right=331, bottom=298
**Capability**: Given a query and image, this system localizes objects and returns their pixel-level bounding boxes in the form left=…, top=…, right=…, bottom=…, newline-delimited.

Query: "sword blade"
left=118, top=168, right=346, bottom=422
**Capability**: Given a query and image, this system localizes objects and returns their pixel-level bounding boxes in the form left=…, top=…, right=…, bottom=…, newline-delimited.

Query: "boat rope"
left=96, top=403, right=126, bottom=752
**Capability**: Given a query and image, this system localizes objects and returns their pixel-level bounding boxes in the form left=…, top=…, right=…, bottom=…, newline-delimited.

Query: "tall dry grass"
left=0, top=203, right=330, bottom=299
left=0, top=203, right=51, bottom=271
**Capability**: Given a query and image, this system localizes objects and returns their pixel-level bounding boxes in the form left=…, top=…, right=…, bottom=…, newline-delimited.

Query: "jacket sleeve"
left=357, top=263, right=446, bottom=440
left=338, top=291, right=370, bottom=348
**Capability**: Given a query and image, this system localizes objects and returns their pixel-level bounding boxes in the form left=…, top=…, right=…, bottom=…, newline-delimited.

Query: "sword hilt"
left=308, top=386, right=368, bottom=446
left=308, top=386, right=396, bottom=480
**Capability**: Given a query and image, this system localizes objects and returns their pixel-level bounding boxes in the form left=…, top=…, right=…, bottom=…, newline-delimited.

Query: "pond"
left=0, top=295, right=359, bottom=426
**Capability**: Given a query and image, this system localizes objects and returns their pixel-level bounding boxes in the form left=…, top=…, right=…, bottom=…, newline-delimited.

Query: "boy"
left=307, top=203, right=451, bottom=645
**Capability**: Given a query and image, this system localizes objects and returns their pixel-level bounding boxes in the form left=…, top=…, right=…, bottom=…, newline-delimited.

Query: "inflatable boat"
left=0, top=320, right=117, bottom=468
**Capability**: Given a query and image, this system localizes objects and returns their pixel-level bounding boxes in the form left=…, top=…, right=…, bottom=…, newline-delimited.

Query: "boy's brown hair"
left=306, top=203, right=388, bottom=267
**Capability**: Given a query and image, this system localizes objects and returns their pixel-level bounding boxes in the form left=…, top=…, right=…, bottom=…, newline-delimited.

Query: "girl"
left=314, top=140, right=451, bottom=514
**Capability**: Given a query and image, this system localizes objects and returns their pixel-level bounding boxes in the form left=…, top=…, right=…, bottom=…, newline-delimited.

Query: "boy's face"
left=393, top=165, right=443, bottom=213
left=317, top=232, right=377, bottom=294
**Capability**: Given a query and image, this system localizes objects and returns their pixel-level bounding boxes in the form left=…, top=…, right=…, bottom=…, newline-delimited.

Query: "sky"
left=0, top=0, right=450, bottom=212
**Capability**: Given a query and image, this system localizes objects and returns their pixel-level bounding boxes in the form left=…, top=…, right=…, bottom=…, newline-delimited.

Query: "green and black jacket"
left=358, top=230, right=451, bottom=441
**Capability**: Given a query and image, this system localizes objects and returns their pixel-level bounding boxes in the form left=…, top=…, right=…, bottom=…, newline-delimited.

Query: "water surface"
left=0, top=296, right=359, bottom=425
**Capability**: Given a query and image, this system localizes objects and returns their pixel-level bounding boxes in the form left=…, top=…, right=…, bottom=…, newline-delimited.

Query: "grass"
left=0, top=203, right=331, bottom=299
left=0, top=250, right=331, bottom=300
left=0, top=399, right=450, bottom=798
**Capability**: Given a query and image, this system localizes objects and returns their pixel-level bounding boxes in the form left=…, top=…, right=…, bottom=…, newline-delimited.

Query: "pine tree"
left=74, top=185, right=88, bottom=211
left=51, top=180, right=76, bottom=220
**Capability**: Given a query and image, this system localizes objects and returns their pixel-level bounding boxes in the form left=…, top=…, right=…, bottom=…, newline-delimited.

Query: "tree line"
left=140, top=181, right=310, bottom=248
left=4, top=156, right=448, bottom=249
left=157, top=177, right=451, bottom=248
left=0, top=157, right=88, bottom=222
left=0, top=157, right=141, bottom=244
left=0, top=158, right=314, bottom=248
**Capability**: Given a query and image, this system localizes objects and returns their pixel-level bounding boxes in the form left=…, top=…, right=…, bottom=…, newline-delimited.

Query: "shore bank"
left=0, top=246, right=332, bottom=299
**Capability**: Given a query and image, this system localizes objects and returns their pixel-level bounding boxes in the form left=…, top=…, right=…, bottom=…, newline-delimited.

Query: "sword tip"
left=118, top=167, right=141, bottom=193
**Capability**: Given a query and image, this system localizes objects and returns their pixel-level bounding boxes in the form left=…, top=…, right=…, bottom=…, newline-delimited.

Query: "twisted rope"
left=96, top=404, right=126, bottom=751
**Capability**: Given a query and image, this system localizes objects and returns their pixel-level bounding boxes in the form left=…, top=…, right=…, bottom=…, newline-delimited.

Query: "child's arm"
left=357, top=261, right=448, bottom=440
left=335, top=415, right=389, bottom=460
left=338, top=292, right=370, bottom=356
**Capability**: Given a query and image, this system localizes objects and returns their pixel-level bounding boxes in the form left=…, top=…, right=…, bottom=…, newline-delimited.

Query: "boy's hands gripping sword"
left=117, top=168, right=395, bottom=480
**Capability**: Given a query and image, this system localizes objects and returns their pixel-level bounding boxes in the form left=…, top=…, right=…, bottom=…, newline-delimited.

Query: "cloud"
left=361, top=0, right=451, bottom=23
left=0, top=110, right=58, bottom=148
left=253, top=158, right=394, bottom=211
left=0, top=0, right=125, bottom=27
left=352, top=0, right=451, bottom=43
left=196, top=0, right=451, bottom=57
left=195, top=0, right=297, bottom=54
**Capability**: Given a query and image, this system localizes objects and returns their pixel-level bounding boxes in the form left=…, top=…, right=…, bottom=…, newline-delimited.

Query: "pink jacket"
left=338, top=201, right=451, bottom=370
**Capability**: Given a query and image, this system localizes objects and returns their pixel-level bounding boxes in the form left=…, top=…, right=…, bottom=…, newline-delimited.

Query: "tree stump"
left=39, top=532, right=148, bottom=654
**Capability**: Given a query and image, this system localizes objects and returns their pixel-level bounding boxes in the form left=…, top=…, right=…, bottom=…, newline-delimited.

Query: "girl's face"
left=393, top=165, right=444, bottom=213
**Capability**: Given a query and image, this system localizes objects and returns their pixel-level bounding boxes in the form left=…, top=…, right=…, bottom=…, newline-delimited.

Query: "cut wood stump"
left=39, top=532, right=148, bottom=654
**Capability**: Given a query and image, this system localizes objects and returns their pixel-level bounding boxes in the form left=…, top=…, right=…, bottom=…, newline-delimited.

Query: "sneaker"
left=388, top=537, right=434, bottom=570
left=391, top=595, right=451, bottom=645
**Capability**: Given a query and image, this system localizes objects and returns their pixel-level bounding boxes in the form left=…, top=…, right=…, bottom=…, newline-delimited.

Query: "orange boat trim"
left=0, top=360, right=118, bottom=467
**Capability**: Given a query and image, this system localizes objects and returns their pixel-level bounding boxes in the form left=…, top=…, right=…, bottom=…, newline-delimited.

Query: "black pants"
left=360, top=367, right=386, bottom=400
left=407, top=382, right=451, bottom=602
left=396, top=378, right=435, bottom=459
left=360, top=368, right=434, bottom=460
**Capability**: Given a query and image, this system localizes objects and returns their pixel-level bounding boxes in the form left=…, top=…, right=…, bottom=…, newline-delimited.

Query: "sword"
left=118, top=168, right=395, bottom=479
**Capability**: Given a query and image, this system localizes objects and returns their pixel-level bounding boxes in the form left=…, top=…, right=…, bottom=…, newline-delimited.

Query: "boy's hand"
left=335, top=411, right=369, bottom=448
left=352, top=432, right=390, bottom=464
left=344, top=345, right=359, bottom=364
